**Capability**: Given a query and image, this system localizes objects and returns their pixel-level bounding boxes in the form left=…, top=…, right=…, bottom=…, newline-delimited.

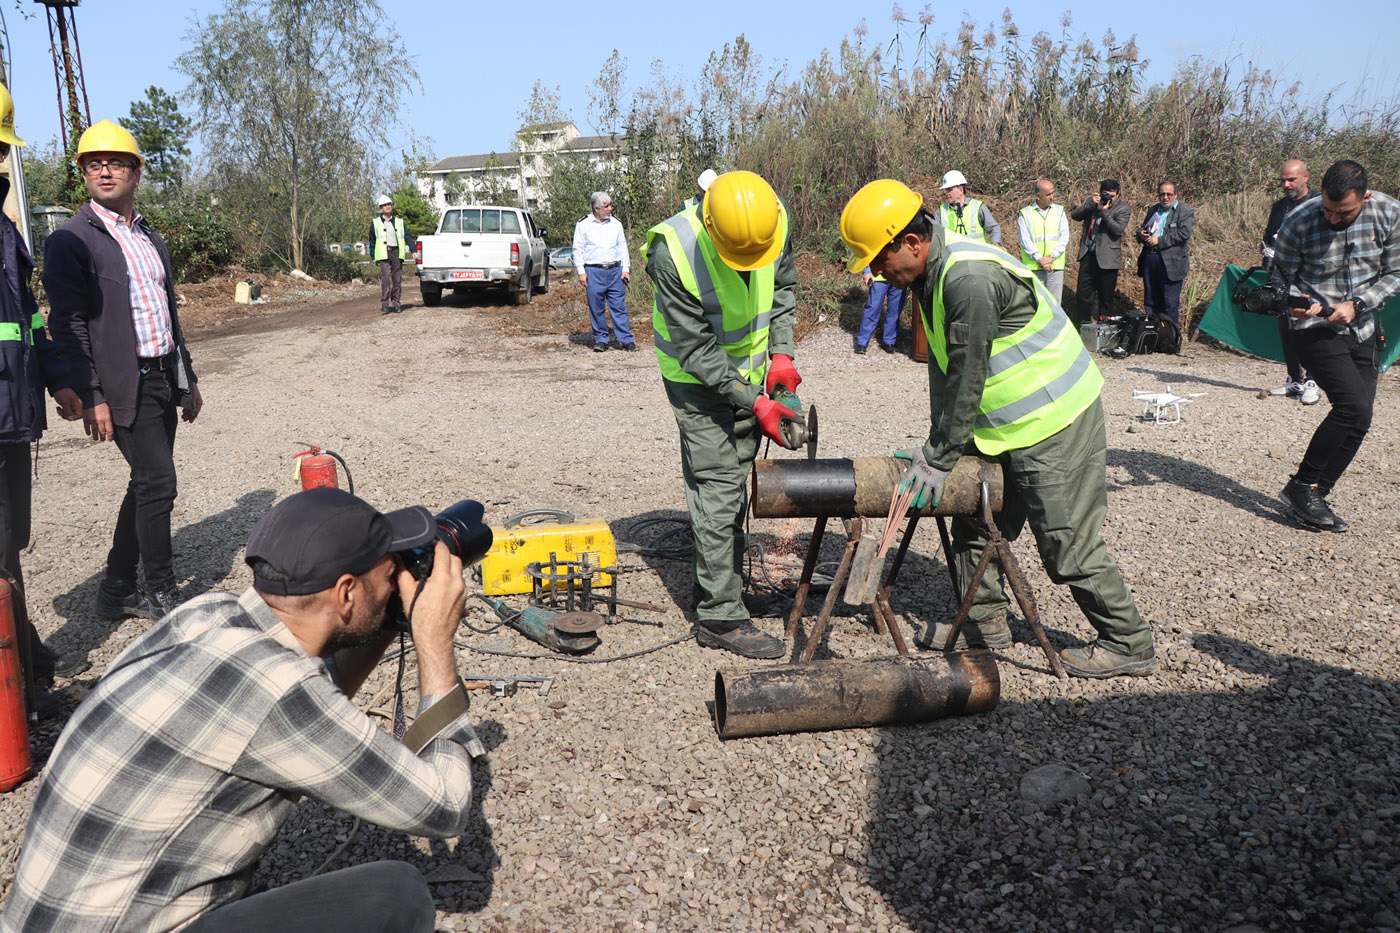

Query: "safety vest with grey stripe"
left=922, top=233, right=1103, bottom=454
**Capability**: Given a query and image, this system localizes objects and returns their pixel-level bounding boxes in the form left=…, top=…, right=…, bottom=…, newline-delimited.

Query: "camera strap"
left=402, top=679, right=472, bottom=755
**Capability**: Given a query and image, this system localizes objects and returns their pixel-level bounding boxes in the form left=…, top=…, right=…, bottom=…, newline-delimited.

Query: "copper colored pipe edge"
left=751, top=456, right=1003, bottom=519
left=713, top=651, right=1000, bottom=739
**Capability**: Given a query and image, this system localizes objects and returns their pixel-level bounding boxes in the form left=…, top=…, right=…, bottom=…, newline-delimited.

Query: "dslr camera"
left=386, top=499, right=494, bottom=631
left=1231, top=270, right=1313, bottom=317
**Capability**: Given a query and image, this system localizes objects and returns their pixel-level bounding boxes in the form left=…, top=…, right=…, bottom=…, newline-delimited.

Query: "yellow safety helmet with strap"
left=840, top=179, right=923, bottom=273
left=0, top=83, right=26, bottom=148
left=702, top=171, right=784, bottom=271
left=75, top=119, right=144, bottom=167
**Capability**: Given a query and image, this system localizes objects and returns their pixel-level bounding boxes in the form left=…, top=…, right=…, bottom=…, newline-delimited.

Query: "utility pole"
left=35, top=0, right=90, bottom=188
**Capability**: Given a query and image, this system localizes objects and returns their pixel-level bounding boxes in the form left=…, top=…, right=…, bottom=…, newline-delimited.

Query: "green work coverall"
left=645, top=209, right=797, bottom=631
left=917, top=226, right=1151, bottom=654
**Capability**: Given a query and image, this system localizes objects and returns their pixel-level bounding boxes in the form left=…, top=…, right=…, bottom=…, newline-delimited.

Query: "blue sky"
left=1, top=0, right=1395, bottom=169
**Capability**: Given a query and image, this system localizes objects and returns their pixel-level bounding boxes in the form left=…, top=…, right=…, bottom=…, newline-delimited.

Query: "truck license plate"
left=450, top=270, right=484, bottom=281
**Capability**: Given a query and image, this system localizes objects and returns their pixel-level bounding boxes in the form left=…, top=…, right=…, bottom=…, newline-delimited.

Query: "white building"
left=418, top=122, right=625, bottom=211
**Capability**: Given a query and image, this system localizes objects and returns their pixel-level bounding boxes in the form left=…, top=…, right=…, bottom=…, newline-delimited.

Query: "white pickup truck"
left=414, top=204, right=550, bottom=306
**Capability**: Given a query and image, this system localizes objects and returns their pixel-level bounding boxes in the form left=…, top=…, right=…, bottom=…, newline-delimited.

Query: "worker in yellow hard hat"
left=641, top=170, right=802, bottom=660
left=840, top=179, right=1154, bottom=679
left=0, top=82, right=86, bottom=719
left=44, top=118, right=203, bottom=623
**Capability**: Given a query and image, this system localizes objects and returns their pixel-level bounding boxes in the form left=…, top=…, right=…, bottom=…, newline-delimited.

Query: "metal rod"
left=714, top=652, right=1000, bottom=739
left=752, top=456, right=1002, bottom=519
left=786, top=515, right=827, bottom=637
left=798, top=517, right=860, bottom=663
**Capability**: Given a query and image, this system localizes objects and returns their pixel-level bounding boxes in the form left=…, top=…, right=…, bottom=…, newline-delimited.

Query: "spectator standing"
left=0, top=487, right=481, bottom=932
left=934, top=171, right=1001, bottom=245
left=370, top=194, right=413, bottom=313
left=1135, top=180, right=1195, bottom=329
left=573, top=191, right=634, bottom=352
left=1070, top=179, right=1131, bottom=326
left=0, top=83, right=86, bottom=716
left=854, top=265, right=904, bottom=354
left=43, top=119, right=203, bottom=621
left=1272, top=160, right=1399, bottom=533
left=1017, top=178, right=1070, bottom=304
left=1262, top=159, right=1322, bottom=404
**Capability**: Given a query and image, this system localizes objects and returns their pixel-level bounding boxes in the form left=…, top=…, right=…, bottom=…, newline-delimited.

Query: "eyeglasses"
left=81, top=158, right=135, bottom=177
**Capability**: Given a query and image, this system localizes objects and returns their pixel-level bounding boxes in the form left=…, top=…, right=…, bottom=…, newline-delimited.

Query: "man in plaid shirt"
left=2, top=488, right=484, bottom=932
left=1271, top=159, right=1400, bottom=532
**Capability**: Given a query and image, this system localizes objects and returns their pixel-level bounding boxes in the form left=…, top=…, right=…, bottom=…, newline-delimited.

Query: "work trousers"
left=857, top=280, right=904, bottom=348
left=1292, top=327, right=1378, bottom=493
left=378, top=249, right=404, bottom=305
left=0, top=441, right=47, bottom=680
left=585, top=265, right=633, bottom=346
left=108, top=368, right=180, bottom=591
left=1074, top=255, right=1118, bottom=327
left=951, top=397, right=1151, bottom=654
left=184, top=861, right=434, bottom=933
left=1032, top=268, right=1065, bottom=306
left=1140, top=251, right=1183, bottom=327
left=665, top=379, right=759, bottom=633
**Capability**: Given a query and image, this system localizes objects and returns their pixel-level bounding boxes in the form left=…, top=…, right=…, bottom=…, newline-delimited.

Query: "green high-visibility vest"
left=642, top=206, right=788, bottom=386
left=938, top=199, right=989, bottom=241
left=0, top=312, right=46, bottom=344
left=1018, top=204, right=1067, bottom=271
left=921, top=233, right=1103, bottom=456
left=372, top=216, right=410, bottom=261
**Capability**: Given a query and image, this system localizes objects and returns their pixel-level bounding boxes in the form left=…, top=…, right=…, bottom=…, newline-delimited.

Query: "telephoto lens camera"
left=385, top=499, right=494, bottom=632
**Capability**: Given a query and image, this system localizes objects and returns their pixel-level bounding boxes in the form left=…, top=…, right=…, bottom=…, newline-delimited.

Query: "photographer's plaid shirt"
left=1, top=590, right=477, bottom=932
left=1270, top=190, right=1400, bottom=338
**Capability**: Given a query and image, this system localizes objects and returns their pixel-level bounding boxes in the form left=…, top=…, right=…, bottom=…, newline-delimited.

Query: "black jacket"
left=0, top=178, right=68, bottom=442
left=43, top=203, right=195, bottom=429
left=1136, top=202, right=1195, bottom=282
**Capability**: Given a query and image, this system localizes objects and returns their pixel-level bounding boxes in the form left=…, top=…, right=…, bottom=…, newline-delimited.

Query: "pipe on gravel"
left=714, top=652, right=1000, bottom=739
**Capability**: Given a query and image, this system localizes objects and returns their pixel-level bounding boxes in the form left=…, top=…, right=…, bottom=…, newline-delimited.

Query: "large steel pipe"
left=714, top=652, right=1000, bottom=739
left=751, top=455, right=1002, bottom=519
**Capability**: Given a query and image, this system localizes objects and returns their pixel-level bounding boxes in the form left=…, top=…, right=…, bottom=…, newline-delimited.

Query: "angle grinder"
left=769, top=383, right=817, bottom=456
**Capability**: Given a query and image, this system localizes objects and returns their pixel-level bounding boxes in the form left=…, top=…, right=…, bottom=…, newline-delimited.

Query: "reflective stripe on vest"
left=0, top=313, right=45, bottom=344
left=373, top=216, right=409, bottom=261
left=921, top=233, right=1103, bottom=455
left=1018, top=204, right=1067, bottom=271
left=643, top=207, right=786, bottom=386
left=939, top=199, right=987, bottom=241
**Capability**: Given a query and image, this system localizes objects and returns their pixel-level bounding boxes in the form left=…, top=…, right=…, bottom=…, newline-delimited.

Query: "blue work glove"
left=893, top=447, right=950, bottom=510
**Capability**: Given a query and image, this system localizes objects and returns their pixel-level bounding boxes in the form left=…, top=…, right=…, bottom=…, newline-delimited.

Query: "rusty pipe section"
left=751, top=456, right=1002, bottom=519
left=714, top=652, right=999, bottom=739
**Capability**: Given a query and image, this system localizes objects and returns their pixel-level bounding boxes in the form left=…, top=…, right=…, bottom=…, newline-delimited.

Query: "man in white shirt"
left=572, top=192, right=634, bottom=351
left=1017, top=178, right=1070, bottom=304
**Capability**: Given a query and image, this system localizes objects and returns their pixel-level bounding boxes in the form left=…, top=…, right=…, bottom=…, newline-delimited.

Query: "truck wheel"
left=422, top=284, right=442, bottom=307
left=514, top=266, right=533, bottom=305
left=536, top=262, right=550, bottom=295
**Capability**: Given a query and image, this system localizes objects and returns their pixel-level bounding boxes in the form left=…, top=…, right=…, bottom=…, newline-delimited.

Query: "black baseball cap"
left=245, top=487, right=436, bottom=595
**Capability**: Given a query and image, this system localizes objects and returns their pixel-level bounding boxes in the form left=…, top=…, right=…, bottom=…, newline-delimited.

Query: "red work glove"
left=753, top=396, right=799, bottom=448
left=765, top=354, right=801, bottom=396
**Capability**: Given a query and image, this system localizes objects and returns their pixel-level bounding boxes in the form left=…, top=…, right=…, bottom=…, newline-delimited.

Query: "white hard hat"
left=376, top=194, right=393, bottom=207
left=939, top=170, right=968, bottom=190
left=698, top=169, right=718, bottom=192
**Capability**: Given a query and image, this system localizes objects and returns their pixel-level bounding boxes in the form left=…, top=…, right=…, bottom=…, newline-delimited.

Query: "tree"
left=125, top=86, right=192, bottom=194
left=177, top=0, right=418, bottom=271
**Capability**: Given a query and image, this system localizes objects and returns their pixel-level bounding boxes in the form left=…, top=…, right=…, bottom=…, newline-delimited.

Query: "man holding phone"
left=1070, top=179, right=1132, bottom=326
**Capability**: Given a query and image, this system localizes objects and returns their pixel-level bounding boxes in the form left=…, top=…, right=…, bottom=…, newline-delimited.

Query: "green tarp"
left=1197, top=264, right=1399, bottom=373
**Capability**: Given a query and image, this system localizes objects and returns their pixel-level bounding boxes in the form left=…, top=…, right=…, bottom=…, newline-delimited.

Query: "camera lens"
left=433, top=499, right=494, bottom=566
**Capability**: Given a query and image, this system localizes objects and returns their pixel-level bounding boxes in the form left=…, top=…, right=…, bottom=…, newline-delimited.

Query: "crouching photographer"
left=2, top=487, right=492, bottom=933
left=1271, top=159, right=1400, bottom=532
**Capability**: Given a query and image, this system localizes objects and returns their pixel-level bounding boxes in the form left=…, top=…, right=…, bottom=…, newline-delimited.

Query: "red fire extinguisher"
left=0, top=578, right=34, bottom=793
left=293, top=445, right=353, bottom=494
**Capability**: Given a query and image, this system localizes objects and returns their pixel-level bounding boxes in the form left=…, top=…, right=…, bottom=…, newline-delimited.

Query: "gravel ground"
left=4, top=279, right=1398, bottom=932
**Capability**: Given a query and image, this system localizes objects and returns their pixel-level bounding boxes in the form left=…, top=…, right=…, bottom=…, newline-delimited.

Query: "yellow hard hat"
left=75, top=119, right=144, bottom=167
left=840, top=179, right=924, bottom=274
left=0, top=83, right=25, bottom=148
left=703, top=171, right=784, bottom=271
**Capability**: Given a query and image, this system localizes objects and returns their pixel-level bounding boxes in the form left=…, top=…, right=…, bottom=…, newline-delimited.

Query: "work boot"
left=742, top=592, right=789, bottom=619
left=393, top=304, right=403, bottom=314
left=94, top=577, right=146, bottom=620
left=1281, top=479, right=1339, bottom=530
left=381, top=302, right=391, bottom=313
left=51, top=649, right=91, bottom=680
left=30, top=689, right=63, bottom=722
left=853, top=342, right=868, bottom=355
left=621, top=342, right=638, bottom=352
left=695, top=621, right=785, bottom=660
left=1059, top=642, right=1157, bottom=679
left=592, top=342, right=609, bottom=352
left=919, top=610, right=1012, bottom=650
left=138, top=587, right=183, bottom=621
